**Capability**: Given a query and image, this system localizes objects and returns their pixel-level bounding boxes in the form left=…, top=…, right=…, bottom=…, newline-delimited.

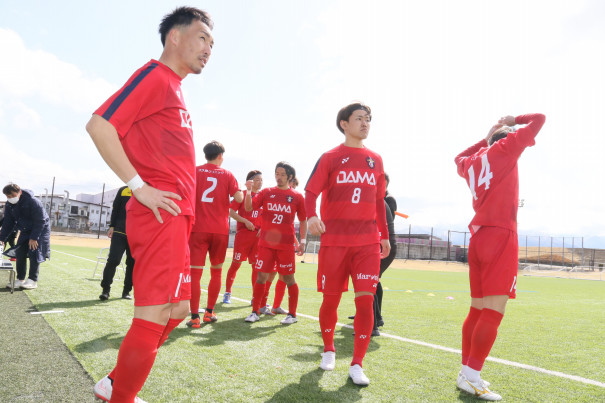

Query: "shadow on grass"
left=32, top=298, right=126, bottom=311
left=73, top=332, right=123, bottom=353
left=266, top=368, right=364, bottom=402
left=288, top=328, right=381, bottom=363
left=164, top=316, right=284, bottom=347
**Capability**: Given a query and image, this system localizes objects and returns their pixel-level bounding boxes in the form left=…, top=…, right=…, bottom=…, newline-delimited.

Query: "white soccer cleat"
left=259, top=305, right=275, bottom=316
left=7, top=279, right=24, bottom=289
left=349, top=364, right=370, bottom=386
left=457, top=372, right=501, bottom=401
left=280, top=314, right=297, bottom=324
left=245, top=312, right=260, bottom=323
left=271, top=306, right=288, bottom=315
left=21, top=279, right=38, bottom=289
left=93, top=375, right=112, bottom=401
left=319, top=351, right=336, bottom=371
left=222, top=292, right=231, bottom=304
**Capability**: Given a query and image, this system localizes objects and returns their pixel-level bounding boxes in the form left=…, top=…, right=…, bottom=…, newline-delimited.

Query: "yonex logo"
left=324, top=329, right=332, bottom=333
left=270, top=195, right=276, bottom=198
left=180, top=109, right=192, bottom=128
left=342, top=157, right=349, bottom=164
left=336, top=171, right=376, bottom=185
left=359, top=335, right=367, bottom=339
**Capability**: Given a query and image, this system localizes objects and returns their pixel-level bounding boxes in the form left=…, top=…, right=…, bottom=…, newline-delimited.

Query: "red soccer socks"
left=189, top=269, right=203, bottom=315
left=261, top=280, right=273, bottom=307
left=206, top=268, right=222, bottom=311
left=157, top=317, right=184, bottom=348
left=351, top=294, right=374, bottom=367
left=319, top=293, right=342, bottom=352
left=273, top=279, right=287, bottom=308
left=252, top=282, right=266, bottom=313
left=287, top=283, right=299, bottom=317
left=461, top=306, right=482, bottom=365
left=467, top=308, right=504, bottom=371
left=110, top=318, right=164, bottom=402
left=225, top=261, right=241, bottom=293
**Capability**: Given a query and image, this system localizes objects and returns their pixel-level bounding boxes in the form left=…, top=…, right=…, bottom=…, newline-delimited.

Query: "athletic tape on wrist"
left=127, top=174, right=145, bottom=191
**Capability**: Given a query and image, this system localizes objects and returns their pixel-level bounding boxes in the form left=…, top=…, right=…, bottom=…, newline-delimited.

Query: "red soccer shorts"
left=126, top=210, right=192, bottom=306
left=189, top=232, right=229, bottom=268
left=468, top=226, right=518, bottom=299
left=317, top=244, right=380, bottom=295
left=255, top=246, right=296, bottom=275
left=232, top=230, right=259, bottom=264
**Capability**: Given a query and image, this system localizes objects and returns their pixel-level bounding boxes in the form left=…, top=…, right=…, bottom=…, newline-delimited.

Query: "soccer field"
left=15, top=244, right=605, bottom=401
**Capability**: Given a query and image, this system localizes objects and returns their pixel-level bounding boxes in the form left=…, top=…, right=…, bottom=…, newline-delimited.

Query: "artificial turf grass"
left=22, top=244, right=605, bottom=402
left=0, top=284, right=95, bottom=402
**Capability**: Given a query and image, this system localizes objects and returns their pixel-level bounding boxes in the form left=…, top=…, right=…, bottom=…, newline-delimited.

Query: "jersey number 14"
left=468, top=154, right=493, bottom=200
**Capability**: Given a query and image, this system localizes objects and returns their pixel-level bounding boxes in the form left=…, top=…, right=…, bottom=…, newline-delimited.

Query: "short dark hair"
left=384, top=173, right=390, bottom=188
left=276, top=161, right=296, bottom=182
left=203, top=140, right=225, bottom=161
left=289, top=177, right=299, bottom=188
left=246, top=170, right=262, bottom=181
left=488, top=127, right=513, bottom=146
left=3, top=183, right=20, bottom=196
left=159, top=7, right=214, bottom=47
left=336, top=102, right=372, bottom=134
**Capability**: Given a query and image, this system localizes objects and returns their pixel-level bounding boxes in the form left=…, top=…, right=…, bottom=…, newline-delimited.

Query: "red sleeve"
left=94, top=62, right=165, bottom=138
left=296, top=193, right=307, bottom=221
left=375, top=163, right=388, bottom=240
left=455, top=139, right=487, bottom=178
left=252, top=189, right=264, bottom=210
left=230, top=197, right=242, bottom=210
left=304, top=190, right=319, bottom=218
left=228, top=172, right=239, bottom=197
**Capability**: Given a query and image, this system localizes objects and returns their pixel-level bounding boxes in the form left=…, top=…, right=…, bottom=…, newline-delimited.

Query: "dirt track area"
left=50, top=234, right=468, bottom=273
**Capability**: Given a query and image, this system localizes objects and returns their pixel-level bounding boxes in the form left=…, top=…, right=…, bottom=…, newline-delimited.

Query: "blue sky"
left=1, top=0, right=604, bottom=244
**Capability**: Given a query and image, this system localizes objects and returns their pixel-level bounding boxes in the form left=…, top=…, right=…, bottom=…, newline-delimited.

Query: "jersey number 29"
left=468, top=154, right=493, bottom=200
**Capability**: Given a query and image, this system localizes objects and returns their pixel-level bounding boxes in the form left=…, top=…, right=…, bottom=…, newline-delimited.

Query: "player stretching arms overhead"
left=454, top=113, right=545, bottom=400
left=86, top=7, right=214, bottom=402
left=223, top=170, right=263, bottom=304
left=305, top=102, right=390, bottom=386
left=187, top=141, right=242, bottom=327
left=244, top=162, right=307, bottom=325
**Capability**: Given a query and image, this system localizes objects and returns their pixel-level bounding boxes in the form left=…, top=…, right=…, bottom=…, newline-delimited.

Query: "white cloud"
left=0, top=28, right=117, bottom=113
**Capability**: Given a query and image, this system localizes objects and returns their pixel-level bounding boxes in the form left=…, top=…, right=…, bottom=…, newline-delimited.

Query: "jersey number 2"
left=201, top=177, right=217, bottom=202
left=468, top=154, right=493, bottom=200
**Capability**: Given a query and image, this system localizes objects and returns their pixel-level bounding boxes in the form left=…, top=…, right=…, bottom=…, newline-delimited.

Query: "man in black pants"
left=373, top=174, right=397, bottom=334
left=349, top=173, right=398, bottom=336
left=99, top=186, right=134, bottom=300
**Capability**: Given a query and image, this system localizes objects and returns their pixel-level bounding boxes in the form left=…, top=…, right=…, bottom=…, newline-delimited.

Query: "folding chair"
left=91, top=247, right=125, bottom=279
left=0, top=244, right=17, bottom=294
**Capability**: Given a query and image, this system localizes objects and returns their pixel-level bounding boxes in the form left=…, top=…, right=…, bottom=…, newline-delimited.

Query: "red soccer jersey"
left=305, top=144, right=388, bottom=247
left=455, top=113, right=546, bottom=235
left=252, top=187, right=306, bottom=250
left=94, top=60, right=196, bottom=216
left=191, top=163, right=240, bottom=235
left=230, top=190, right=262, bottom=232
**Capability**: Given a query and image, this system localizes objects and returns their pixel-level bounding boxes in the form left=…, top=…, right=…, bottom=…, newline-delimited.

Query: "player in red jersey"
left=86, top=7, right=214, bottom=402
left=305, top=102, right=390, bottom=386
left=223, top=170, right=263, bottom=304
left=186, top=141, right=242, bottom=327
left=244, top=162, right=307, bottom=325
left=454, top=113, right=545, bottom=400
left=270, top=176, right=301, bottom=315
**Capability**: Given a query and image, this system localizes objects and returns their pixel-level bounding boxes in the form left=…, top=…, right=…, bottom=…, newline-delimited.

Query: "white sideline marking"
left=52, top=249, right=97, bottom=263
left=223, top=292, right=605, bottom=389
left=54, top=250, right=605, bottom=389
left=31, top=310, right=64, bottom=315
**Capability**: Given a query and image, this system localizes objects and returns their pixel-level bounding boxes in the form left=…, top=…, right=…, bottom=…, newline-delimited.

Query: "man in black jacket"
left=99, top=186, right=134, bottom=300
left=1, top=183, right=51, bottom=289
